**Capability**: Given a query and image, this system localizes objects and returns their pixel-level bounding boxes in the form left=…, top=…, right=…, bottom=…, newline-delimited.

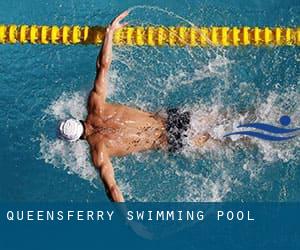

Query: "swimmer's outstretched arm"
left=93, top=11, right=129, bottom=101
left=92, top=143, right=125, bottom=202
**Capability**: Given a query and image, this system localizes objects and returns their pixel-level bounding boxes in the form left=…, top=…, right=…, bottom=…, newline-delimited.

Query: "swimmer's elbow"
left=92, top=156, right=104, bottom=170
left=96, top=57, right=110, bottom=72
left=108, top=184, right=124, bottom=203
left=100, top=58, right=111, bottom=70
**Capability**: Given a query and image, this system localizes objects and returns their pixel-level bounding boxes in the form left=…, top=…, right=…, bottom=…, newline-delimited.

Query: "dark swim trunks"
left=166, top=108, right=191, bottom=153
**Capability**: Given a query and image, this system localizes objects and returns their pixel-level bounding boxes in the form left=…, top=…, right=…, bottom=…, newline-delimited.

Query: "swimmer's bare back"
left=85, top=101, right=168, bottom=156
left=81, top=11, right=168, bottom=202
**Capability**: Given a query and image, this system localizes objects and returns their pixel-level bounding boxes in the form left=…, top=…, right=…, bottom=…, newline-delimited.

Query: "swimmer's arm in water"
left=93, top=11, right=129, bottom=101
left=92, top=143, right=125, bottom=202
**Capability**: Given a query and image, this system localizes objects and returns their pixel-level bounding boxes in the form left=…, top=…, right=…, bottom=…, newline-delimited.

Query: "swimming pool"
left=0, top=0, right=299, bottom=202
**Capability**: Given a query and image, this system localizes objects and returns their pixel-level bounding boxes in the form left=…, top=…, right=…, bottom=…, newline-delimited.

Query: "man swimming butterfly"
left=58, top=11, right=210, bottom=202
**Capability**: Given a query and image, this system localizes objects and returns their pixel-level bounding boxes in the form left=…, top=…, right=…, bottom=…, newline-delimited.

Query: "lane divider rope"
left=0, top=25, right=299, bottom=46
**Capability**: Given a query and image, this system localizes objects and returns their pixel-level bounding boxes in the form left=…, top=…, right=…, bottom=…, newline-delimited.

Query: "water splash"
left=37, top=6, right=300, bottom=202
left=39, top=134, right=97, bottom=184
left=39, top=89, right=300, bottom=202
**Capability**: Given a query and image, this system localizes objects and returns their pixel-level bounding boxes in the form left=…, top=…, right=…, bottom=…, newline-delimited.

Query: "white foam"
left=39, top=92, right=98, bottom=185
left=181, top=89, right=300, bottom=163
left=253, top=90, right=300, bottom=162
left=45, top=92, right=87, bottom=120
left=38, top=72, right=300, bottom=203
left=175, top=164, right=233, bottom=202
left=39, top=134, right=97, bottom=183
left=37, top=7, right=299, bottom=202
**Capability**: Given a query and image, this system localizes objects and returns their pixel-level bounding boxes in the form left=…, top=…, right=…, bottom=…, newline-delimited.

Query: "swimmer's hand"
left=107, top=10, right=129, bottom=33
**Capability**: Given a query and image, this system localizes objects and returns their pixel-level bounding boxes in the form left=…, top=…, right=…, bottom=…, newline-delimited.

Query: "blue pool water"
left=0, top=0, right=299, bottom=202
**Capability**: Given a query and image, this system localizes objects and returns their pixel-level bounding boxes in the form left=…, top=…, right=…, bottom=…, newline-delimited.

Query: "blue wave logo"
left=224, top=116, right=300, bottom=141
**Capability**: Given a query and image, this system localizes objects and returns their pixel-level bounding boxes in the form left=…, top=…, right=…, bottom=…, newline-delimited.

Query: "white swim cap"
left=58, top=118, right=84, bottom=142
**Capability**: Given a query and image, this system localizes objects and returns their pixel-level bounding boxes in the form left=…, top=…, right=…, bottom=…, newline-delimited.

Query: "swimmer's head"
left=57, top=118, right=84, bottom=142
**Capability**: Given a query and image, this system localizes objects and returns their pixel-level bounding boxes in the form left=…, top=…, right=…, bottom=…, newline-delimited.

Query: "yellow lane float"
left=0, top=25, right=299, bottom=46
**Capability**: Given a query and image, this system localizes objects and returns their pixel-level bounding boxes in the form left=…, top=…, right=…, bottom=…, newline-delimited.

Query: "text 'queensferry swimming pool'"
left=4, top=209, right=255, bottom=222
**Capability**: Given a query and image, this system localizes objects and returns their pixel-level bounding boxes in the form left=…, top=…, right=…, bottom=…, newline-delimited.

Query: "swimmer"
left=58, top=11, right=210, bottom=202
